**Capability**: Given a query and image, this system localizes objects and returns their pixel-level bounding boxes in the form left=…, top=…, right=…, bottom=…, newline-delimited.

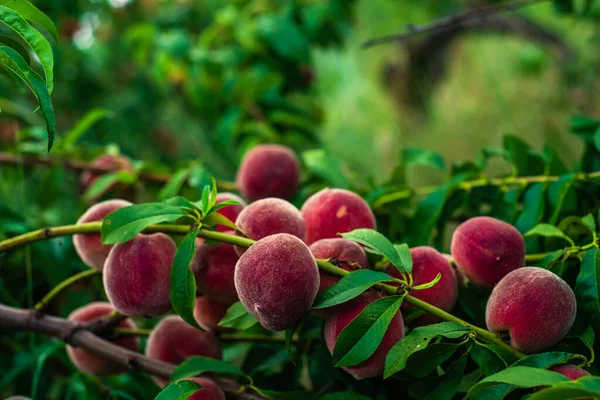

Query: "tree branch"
left=362, top=0, right=548, bottom=48
left=0, top=303, right=266, bottom=400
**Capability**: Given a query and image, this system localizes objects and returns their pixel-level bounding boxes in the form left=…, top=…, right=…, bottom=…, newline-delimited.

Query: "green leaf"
left=575, top=248, right=600, bottom=330
left=170, top=227, right=201, bottom=330
left=412, top=272, right=441, bottom=290
left=404, top=147, right=446, bottom=170
left=548, top=174, right=576, bottom=224
left=301, top=149, right=351, bottom=188
left=570, top=115, right=600, bottom=136
left=341, top=229, right=408, bottom=273
left=408, top=184, right=455, bottom=246
left=408, top=354, right=467, bottom=400
left=203, top=212, right=238, bottom=232
left=384, top=322, right=470, bottom=378
left=577, top=326, right=595, bottom=359
left=581, top=213, right=596, bottom=234
left=0, top=46, right=55, bottom=151
left=257, top=14, right=309, bottom=63
left=469, top=344, right=507, bottom=376
left=319, top=393, right=372, bottom=400
left=159, top=167, right=190, bottom=200
left=83, top=171, right=136, bottom=204
left=405, top=343, right=461, bottom=378
left=333, top=295, right=403, bottom=367
left=466, top=366, right=571, bottom=398
left=154, top=380, right=201, bottom=400
left=61, top=109, right=111, bottom=151
left=0, top=6, right=53, bottom=92
left=218, top=301, right=258, bottom=330
left=171, top=356, right=246, bottom=381
left=101, top=203, right=189, bottom=244
left=312, top=269, right=398, bottom=309
left=0, top=34, right=29, bottom=63
left=524, top=223, right=575, bottom=246
left=528, top=376, right=600, bottom=400
left=394, top=243, right=413, bottom=273
left=516, top=183, right=546, bottom=233
left=503, top=135, right=532, bottom=176
left=31, top=340, right=63, bottom=398
left=0, top=0, right=58, bottom=42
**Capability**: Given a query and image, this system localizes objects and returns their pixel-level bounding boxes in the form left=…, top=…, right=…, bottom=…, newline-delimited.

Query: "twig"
left=0, top=303, right=267, bottom=400
left=34, top=269, right=101, bottom=312
left=362, top=0, right=547, bottom=48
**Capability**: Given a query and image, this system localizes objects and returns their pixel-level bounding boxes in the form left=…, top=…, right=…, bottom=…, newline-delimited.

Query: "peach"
left=324, top=292, right=405, bottom=380
left=234, top=198, right=305, bottom=255
left=235, top=144, right=300, bottom=202
left=66, top=302, right=139, bottom=375
left=193, top=296, right=231, bottom=332
left=301, top=188, right=376, bottom=245
left=386, top=246, right=457, bottom=326
left=73, top=199, right=132, bottom=270
left=234, top=233, right=319, bottom=331
left=309, top=238, right=368, bottom=291
left=534, top=364, right=591, bottom=393
left=185, top=377, right=226, bottom=400
left=103, top=233, right=176, bottom=317
left=486, top=267, right=576, bottom=354
left=5, top=397, right=31, bottom=400
left=450, top=216, right=525, bottom=288
left=80, top=154, right=134, bottom=201
left=146, top=316, right=222, bottom=387
left=190, top=232, right=238, bottom=304
left=214, top=193, right=246, bottom=232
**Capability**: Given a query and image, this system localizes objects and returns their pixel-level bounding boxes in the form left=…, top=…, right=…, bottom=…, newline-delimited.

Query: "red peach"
left=234, top=233, right=319, bottom=331
left=214, top=193, right=246, bottom=232
left=80, top=154, right=133, bottom=202
left=193, top=297, right=232, bottom=332
left=73, top=199, right=132, bottom=270
left=486, top=267, right=577, bottom=354
left=309, top=238, right=368, bottom=291
left=103, top=233, right=176, bottom=317
left=235, top=144, right=300, bottom=202
left=301, top=188, right=376, bottom=245
left=324, top=292, right=405, bottom=380
left=185, top=377, right=226, bottom=400
left=66, top=302, right=139, bottom=375
left=534, top=364, right=591, bottom=393
left=450, top=216, right=525, bottom=288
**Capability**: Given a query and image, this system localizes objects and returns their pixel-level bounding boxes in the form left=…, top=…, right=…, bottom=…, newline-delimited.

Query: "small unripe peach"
left=324, top=292, right=405, bottom=380
left=386, top=247, right=457, bottom=326
left=234, top=198, right=305, bottom=255
left=235, top=233, right=319, bottom=331
left=146, top=316, right=222, bottom=387
left=191, top=232, right=239, bottom=304
left=451, top=216, right=525, bottom=288
left=103, top=233, right=176, bottom=317
left=486, top=267, right=576, bottom=354
left=194, top=297, right=231, bottom=332
left=66, top=302, right=139, bottom=375
left=184, top=377, right=226, bottom=400
left=301, top=188, right=376, bottom=245
left=534, top=364, right=590, bottom=393
left=235, top=144, right=300, bottom=202
left=214, top=193, right=246, bottom=232
left=309, top=238, right=368, bottom=291
left=73, top=199, right=132, bottom=270
left=80, top=154, right=134, bottom=202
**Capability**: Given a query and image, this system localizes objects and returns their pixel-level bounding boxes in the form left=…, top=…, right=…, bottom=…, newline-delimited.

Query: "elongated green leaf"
left=203, top=211, right=238, bottom=232
left=333, top=295, right=403, bottom=367
left=408, top=184, right=455, bottom=246
left=524, top=223, right=574, bottom=246
left=0, top=46, right=55, bottom=150
left=405, top=343, right=461, bottom=378
left=516, top=183, right=546, bottom=233
left=469, top=344, right=507, bottom=377
left=408, top=354, right=467, bottom=400
left=513, top=352, right=577, bottom=368
left=0, top=34, right=29, bottom=62
left=170, top=227, right=201, bottom=330
left=0, top=6, right=53, bottom=92
left=548, top=174, right=576, bottom=224
left=154, top=380, right=201, bottom=400
left=101, top=203, right=189, bottom=244
left=413, top=272, right=442, bottom=290
left=319, top=393, right=372, bottom=400
left=83, top=171, right=136, bottom=203
left=394, top=243, right=412, bottom=273
left=218, top=301, right=258, bottom=330
left=171, top=356, right=246, bottom=381
left=31, top=340, right=63, bottom=398
left=61, top=109, right=111, bottom=150
left=384, top=322, right=470, bottom=378
left=0, top=0, right=58, bottom=42
left=575, top=248, right=600, bottom=330
left=466, top=366, right=570, bottom=399
left=341, top=229, right=409, bottom=273
left=313, top=269, right=397, bottom=309
left=159, top=167, right=190, bottom=200
left=404, top=147, right=446, bottom=170
left=528, top=376, right=600, bottom=400
left=581, top=213, right=596, bottom=234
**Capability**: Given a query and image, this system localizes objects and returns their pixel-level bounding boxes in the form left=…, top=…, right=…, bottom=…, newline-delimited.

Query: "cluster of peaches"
left=62, top=144, right=587, bottom=397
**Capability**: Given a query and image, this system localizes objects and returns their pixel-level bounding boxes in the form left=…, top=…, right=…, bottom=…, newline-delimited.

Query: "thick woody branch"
left=0, top=303, right=266, bottom=400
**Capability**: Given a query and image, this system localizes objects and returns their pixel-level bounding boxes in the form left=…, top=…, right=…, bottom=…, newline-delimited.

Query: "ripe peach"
left=190, top=232, right=239, bottom=304
left=386, top=246, right=458, bottom=326
left=185, top=377, right=226, bottom=400
left=146, top=316, right=222, bottom=387
left=235, top=144, right=300, bottom=202
left=450, top=216, right=525, bottom=288
left=486, top=267, right=576, bottom=354
left=214, top=193, right=246, bottom=232
left=324, top=292, right=405, bottom=380
left=80, top=154, right=134, bottom=202
left=73, top=199, right=132, bottom=270
left=301, top=188, right=376, bottom=245
left=234, top=198, right=305, bottom=255
left=234, top=233, right=319, bottom=331
left=193, top=296, right=231, bottom=332
left=5, top=397, right=31, bottom=400
left=534, top=364, right=590, bottom=393
left=66, top=302, right=139, bottom=375
left=103, top=233, right=176, bottom=317
left=309, top=238, right=368, bottom=291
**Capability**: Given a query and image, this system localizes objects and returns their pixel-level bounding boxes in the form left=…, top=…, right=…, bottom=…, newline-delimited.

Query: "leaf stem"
left=34, top=269, right=101, bottom=312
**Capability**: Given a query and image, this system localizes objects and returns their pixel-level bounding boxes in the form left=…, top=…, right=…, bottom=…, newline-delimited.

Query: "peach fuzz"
left=184, top=377, right=226, bottom=400
left=309, top=238, right=368, bottom=291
